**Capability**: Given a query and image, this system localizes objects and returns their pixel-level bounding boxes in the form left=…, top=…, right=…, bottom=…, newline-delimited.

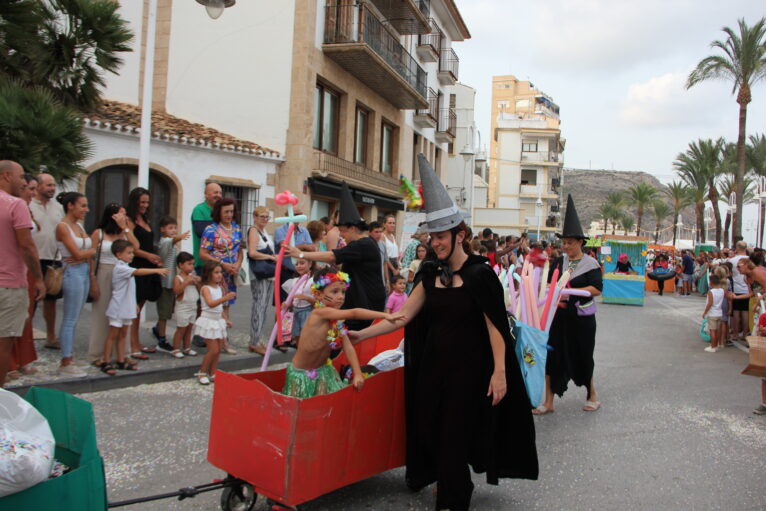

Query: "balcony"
left=314, top=151, right=400, bottom=195
left=438, top=47, right=459, bottom=85
left=414, top=87, right=438, bottom=128
left=416, top=18, right=442, bottom=63
left=368, top=0, right=430, bottom=34
left=521, top=151, right=560, bottom=163
left=435, top=107, right=455, bottom=143
left=323, top=2, right=428, bottom=110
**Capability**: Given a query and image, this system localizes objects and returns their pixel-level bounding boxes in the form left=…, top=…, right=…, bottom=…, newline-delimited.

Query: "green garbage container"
left=0, top=387, right=106, bottom=510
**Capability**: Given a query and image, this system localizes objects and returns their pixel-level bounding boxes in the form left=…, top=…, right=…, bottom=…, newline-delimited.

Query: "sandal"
left=116, top=359, right=139, bottom=371
left=582, top=400, right=601, bottom=412
left=183, top=348, right=198, bottom=356
left=532, top=405, right=554, bottom=415
left=130, top=352, right=149, bottom=360
left=195, top=372, right=210, bottom=385
left=170, top=349, right=184, bottom=359
left=99, top=362, right=117, bottom=376
left=140, top=346, right=157, bottom=354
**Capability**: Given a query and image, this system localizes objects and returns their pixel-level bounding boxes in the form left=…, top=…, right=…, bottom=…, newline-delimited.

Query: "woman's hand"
left=89, top=280, right=100, bottom=302
left=148, top=253, right=162, bottom=266
left=352, top=373, right=365, bottom=391
left=487, top=370, right=507, bottom=406
left=384, top=311, right=406, bottom=322
left=113, top=212, right=129, bottom=230
left=221, top=262, right=234, bottom=274
left=282, top=243, right=300, bottom=258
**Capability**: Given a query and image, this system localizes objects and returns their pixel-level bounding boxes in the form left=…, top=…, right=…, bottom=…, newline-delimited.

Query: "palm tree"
left=605, top=192, right=624, bottom=235
left=747, top=134, right=766, bottom=244
left=719, top=174, right=756, bottom=247
left=674, top=139, right=724, bottom=245
left=652, top=201, right=672, bottom=244
left=597, top=203, right=613, bottom=233
left=675, top=150, right=709, bottom=243
left=620, top=214, right=635, bottom=236
left=665, top=181, right=692, bottom=247
left=627, top=183, right=658, bottom=236
left=687, top=17, right=766, bottom=242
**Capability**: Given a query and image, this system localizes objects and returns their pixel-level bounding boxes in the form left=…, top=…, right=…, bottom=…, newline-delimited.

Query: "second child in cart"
left=282, top=267, right=404, bottom=398
left=194, top=261, right=236, bottom=385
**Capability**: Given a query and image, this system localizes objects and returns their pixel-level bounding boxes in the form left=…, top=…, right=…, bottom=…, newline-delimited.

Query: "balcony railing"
left=417, top=18, right=442, bottom=53
left=437, top=107, right=456, bottom=138
left=367, top=0, right=430, bottom=34
left=315, top=151, right=399, bottom=193
left=417, top=87, right=439, bottom=122
left=438, top=47, right=459, bottom=81
left=324, top=2, right=427, bottom=106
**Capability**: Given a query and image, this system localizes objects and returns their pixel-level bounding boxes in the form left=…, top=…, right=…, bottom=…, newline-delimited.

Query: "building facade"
left=484, top=75, right=564, bottom=238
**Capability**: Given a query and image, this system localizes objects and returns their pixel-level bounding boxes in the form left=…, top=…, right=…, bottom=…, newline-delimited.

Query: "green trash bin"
left=0, top=387, right=107, bottom=511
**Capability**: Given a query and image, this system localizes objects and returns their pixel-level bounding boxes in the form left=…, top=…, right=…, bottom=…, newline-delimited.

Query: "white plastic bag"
left=0, top=389, right=55, bottom=497
left=368, top=340, right=406, bottom=372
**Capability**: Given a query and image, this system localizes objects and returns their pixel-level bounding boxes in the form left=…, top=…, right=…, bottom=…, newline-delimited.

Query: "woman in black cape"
left=352, top=221, right=537, bottom=510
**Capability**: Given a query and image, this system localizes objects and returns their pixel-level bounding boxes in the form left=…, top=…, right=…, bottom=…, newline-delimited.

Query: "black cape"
left=404, top=254, right=539, bottom=488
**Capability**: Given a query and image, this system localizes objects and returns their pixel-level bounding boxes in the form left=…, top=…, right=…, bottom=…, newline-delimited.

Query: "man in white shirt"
left=728, top=240, right=750, bottom=341
left=28, top=173, right=63, bottom=349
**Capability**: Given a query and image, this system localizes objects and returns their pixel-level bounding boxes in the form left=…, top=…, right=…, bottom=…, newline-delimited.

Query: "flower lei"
left=310, top=271, right=350, bottom=293
left=313, top=301, right=349, bottom=350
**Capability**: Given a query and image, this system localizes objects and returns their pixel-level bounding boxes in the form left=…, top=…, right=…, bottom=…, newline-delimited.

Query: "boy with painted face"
left=281, top=267, right=404, bottom=398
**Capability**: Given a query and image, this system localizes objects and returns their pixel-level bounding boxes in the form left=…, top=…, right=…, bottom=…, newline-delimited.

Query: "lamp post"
left=138, top=0, right=235, bottom=188
left=704, top=206, right=713, bottom=244
left=728, top=191, right=737, bottom=247
left=758, top=176, right=766, bottom=247
left=459, top=144, right=475, bottom=229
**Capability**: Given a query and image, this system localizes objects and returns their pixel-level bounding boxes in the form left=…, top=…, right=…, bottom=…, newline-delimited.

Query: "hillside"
left=561, top=168, right=694, bottom=234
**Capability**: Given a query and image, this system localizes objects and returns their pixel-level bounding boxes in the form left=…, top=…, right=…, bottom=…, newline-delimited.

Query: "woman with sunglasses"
left=247, top=206, right=278, bottom=354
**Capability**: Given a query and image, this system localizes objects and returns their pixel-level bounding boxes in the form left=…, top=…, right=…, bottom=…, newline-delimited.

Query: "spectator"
left=702, top=274, right=725, bottom=352
left=324, top=210, right=343, bottom=250
left=126, top=187, right=164, bottom=360
left=199, top=197, right=244, bottom=355
left=55, top=192, right=96, bottom=377
left=306, top=219, right=327, bottom=268
left=247, top=206, right=277, bottom=355
left=274, top=207, right=314, bottom=298
left=192, top=182, right=222, bottom=273
left=29, top=172, right=63, bottom=349
left=0, top=161, right=45, bottom=386
left=152, top=216, right=190, bottom=352
left=681, top=249, right=695, bottom=296
left=400, top=228, right=428, bottom=271
left=87, top=203, right=138, bottom=366
left=406, top=243, right=428, bottom=294
left=382, top=214, right=400, bottom=283
left=728, top=241, right=750, bottom=341
left=8, top=174, right=40, bottom=380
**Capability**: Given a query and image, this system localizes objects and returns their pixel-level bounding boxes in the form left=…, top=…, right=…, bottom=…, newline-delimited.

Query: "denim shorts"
left=292, top=305, right=313, bottom=339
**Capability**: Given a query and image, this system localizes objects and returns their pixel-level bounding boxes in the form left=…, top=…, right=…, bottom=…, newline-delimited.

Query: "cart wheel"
left=220, top=482, right=257, bottom=511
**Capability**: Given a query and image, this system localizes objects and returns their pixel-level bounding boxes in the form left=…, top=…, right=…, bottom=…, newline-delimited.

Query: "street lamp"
left=758, top=176, right=766, bottom=246
left=704, top=206, right=713, bottom=244
left=196, top=0, right=236, bottom=20
left=728, top=191, right=737, bottom=247
left=459, top=143, right=475, bottom=229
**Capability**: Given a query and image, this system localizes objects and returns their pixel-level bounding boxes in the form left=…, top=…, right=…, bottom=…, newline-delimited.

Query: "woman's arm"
left=283, top=243, right=337, bottom=264
left=56, top=223, right=96, bottom=261
left=484, top=314, right=507, bottom=406
left=247, top=229, right=276, bottom=260
left=349, top=283, right=425, bottom=343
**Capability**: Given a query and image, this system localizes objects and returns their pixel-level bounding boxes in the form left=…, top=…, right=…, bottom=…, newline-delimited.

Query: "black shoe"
left=156, top=340, right=174, bottom=353
left=192, top=335, right=206, bottom=348
left=151, top=325, right=162, bottom=342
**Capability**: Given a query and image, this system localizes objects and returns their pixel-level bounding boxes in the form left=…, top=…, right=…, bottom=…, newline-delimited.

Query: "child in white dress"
left=193, top=260, right=236, bottom=385
left=101, top=240, right=169, bottom=374
left=170, top=252, right=200, bottom=358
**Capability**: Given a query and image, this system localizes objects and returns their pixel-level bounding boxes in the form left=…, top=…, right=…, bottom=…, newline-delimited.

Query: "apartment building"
left=485, top=75, right=565, bottom=238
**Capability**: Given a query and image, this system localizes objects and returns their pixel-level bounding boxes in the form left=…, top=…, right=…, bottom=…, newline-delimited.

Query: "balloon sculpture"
left=260, top=190, right=307, bottom=371
left=399, top=175, right=423, bottom=209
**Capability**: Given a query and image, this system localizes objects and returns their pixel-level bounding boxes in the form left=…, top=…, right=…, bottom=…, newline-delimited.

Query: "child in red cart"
left=282, top=267, right=404, bottom=398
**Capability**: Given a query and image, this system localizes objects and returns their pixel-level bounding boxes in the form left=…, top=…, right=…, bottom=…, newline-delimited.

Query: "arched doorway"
left=85, top=165, right=173, bottom=238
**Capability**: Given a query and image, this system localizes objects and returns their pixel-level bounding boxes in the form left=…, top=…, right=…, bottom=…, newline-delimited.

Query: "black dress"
left=131, top=223, right=161, bottom=303
left=404, top=255, right=538, bottom=511
left=546, top=256, right=603, bottom=397
left=332, top=236, right=386, bottom=331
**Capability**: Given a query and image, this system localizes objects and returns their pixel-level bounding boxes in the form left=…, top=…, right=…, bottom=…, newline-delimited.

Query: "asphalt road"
left=81, top=292, right=766, bottom=510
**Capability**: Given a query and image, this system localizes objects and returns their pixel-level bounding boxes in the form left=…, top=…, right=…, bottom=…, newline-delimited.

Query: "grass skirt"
left=282, top=361, right=347, bottom=398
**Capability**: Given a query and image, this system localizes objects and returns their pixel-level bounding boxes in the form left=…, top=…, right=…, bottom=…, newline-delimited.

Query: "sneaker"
left=151, top=325, right=163, bottom=343
left=156, top=340, right=174, bottom=353
left=58, top=364, right=87, bottom=377
left=753, top=404, right=766, bottom=415
left=704, top=346, right=718, bottom=353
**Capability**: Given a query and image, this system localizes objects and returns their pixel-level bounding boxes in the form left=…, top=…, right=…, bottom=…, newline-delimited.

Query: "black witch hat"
left=556, top=194, right=588, bottom=239
left=337, top=181, right=365, bottom=227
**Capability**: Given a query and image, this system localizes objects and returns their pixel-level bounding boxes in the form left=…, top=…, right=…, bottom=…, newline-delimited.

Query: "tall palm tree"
left=674, top=139, right=724, bottom=245
left=627, top=183, right=658, bottom=236
left=605, top=192, right=624, bottom=235
left=747, top=133, right=766, bottom=245
left=675, top=150, right=709, bottom=243
left=665, top=181, right=692, bottom=247
left=652, top=201, right=671, bottom=244
left=687, top=17, right=766, bottom=242
left=620, top=214, right=635, bottom=236
left=719, top=174, right=756, bottom=247
left=597, top=203, right=613, bottom=233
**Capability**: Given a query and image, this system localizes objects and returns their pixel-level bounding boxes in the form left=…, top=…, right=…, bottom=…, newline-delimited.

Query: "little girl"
left=386, top=275, right=407, bottom=314
left=282, top=257, right=315, bottom=348
left=282, top=267, right=404, bottom=398
left=406, top=244, right=427, bottom=294
left=171, top=252, right=200, bottom=358
left=193, top=261, right=236, bottom=385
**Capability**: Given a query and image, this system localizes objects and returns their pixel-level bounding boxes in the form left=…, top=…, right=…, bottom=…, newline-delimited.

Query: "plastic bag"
left=513, top=322, right=550, bottom=408
left=368, top=347, right=405, bottom=372
left=0, top=389, right=55, bottom=497
left=700, top=318, right=711, bottom=343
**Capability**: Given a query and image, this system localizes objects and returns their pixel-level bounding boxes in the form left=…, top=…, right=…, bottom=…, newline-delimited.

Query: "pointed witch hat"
left=556, top=194, right=588, bottom=239
left=337, top=181, right=365, bottom=227
left=417, top=153, right=469, bottom=232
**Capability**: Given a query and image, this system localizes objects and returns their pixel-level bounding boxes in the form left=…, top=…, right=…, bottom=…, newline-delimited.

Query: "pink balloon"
left=560, top=288, right=591, bottom=297
left=275, top=190, right=299, bottom=205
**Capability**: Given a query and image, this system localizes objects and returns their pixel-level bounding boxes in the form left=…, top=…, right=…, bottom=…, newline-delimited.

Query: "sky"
left=454, top=0, right=766, bottom=243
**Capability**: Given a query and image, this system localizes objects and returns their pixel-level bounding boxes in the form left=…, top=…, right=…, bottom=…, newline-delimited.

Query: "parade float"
left=601, top=235, right=649, bottom=306
left=645, top=244, right=676, bottom=294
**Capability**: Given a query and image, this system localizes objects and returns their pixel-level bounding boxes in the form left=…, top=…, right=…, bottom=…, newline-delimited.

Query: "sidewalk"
left=6, top=289, right=290, bottom=394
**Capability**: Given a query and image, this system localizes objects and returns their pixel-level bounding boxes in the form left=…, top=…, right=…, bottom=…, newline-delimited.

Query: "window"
left=449, top=94, right=456, bottom=109
left=381, top=121, right=395, bottom=174
left=354, top=106, right=369, bottom=165
left=516, top=99, right=530, bottom=109
left=313, top=83, right=339, bottom=154
left=522, top=141, right=538, bottom=152
left=221, top=184, right=260, bottom=232
left=521, top=169, right=537, bottom=185
left=497, top=100, right=508, bottom=109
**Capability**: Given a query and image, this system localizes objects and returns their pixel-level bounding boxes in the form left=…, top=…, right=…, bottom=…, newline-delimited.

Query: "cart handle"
left=107, top=476, right=242, bottom=508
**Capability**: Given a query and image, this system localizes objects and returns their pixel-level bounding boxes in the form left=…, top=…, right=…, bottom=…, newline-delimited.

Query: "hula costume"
left=283, top=360, right=346, bottom=398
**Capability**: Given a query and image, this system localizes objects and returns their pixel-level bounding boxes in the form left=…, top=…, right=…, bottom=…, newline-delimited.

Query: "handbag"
left=513, top=321, right=550, bottom=408
left=87, top=230, right=103, bottom=303
left=248, top=228, right=276, bottom=279
left=43, top=260, right=63, bottom=296
left=575, top=299, right=597, bottom=317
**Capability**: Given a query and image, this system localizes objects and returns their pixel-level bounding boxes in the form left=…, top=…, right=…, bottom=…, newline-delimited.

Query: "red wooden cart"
left=207, top=329, right=406, bottom=510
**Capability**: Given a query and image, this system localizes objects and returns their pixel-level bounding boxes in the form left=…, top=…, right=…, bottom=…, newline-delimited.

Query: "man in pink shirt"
left=0, top=160, right=45, bottom=386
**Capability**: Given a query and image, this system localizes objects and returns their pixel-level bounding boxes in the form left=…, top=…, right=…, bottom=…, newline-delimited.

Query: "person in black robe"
left=350, top=155, right=537, bottom=511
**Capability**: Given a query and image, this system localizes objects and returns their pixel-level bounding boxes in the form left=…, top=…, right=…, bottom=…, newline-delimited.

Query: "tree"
left=597, top=203, right=613, bottom=233
left=687, top=17, right=766, bottom=242
left=665, top=181, right=692, bottom=247
left=747, top=133, right=766, bottom=245
left=0, top=78, right=92, bottom=179
left=674, top=139, right=724, bottom=245
left=652, top=201, right=671, bottom=244
left=719, top=174, right=756, bottom=247
left=675, top=149, right=708, bottom=243
left=605, top=192, right=624, bottom=235
left=620, top=214, right=635, bottom=236
left=627, top=182, right=658, bottom=236
left=0, top=0, right=133, bottom=111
